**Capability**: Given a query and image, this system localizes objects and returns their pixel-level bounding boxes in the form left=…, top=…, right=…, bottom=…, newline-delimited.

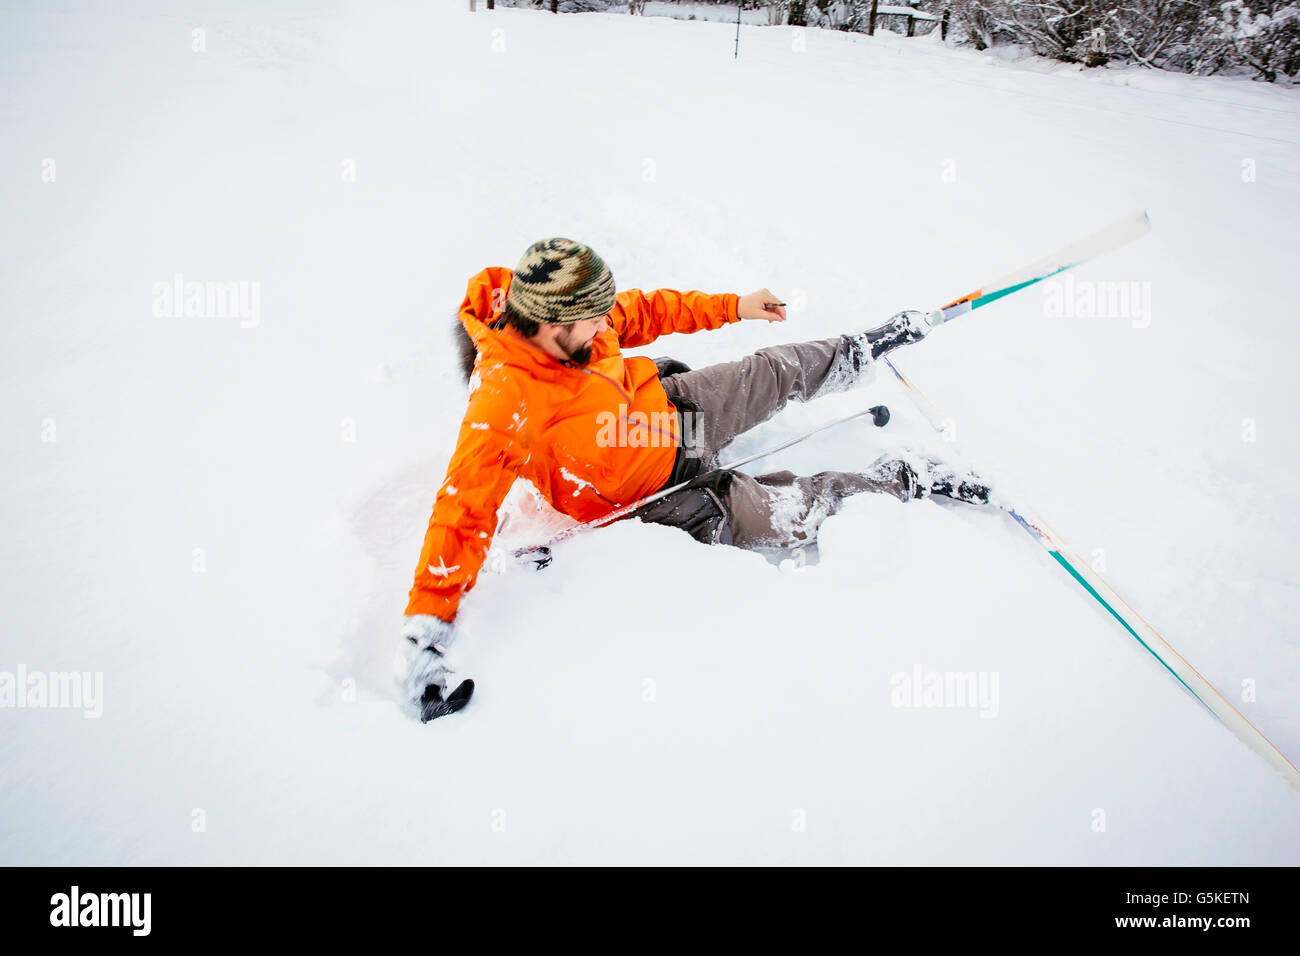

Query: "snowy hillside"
left=1, top=0, right=1298, bottom=864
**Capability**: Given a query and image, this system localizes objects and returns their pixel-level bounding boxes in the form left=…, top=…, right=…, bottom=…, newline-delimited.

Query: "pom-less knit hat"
left=507, top=238, right=616, bottom=326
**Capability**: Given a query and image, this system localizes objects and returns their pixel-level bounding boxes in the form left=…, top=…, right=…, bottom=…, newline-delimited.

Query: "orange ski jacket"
left=406, top=266, right=740, bottom=622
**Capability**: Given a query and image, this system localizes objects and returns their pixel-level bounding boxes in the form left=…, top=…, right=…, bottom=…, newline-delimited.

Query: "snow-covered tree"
left=1204, top=0, right=1300, bottom=79
left=942, top=0, right=1297, bottom=79
left=766, top=0, right=792, bottom=24
left=944, top=0, right=1005, bottom=49
left=516, top=0, right=1299, bottom=80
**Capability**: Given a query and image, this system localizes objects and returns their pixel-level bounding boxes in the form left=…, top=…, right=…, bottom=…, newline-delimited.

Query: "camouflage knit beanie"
left=507, top=238, right=616, bottom=325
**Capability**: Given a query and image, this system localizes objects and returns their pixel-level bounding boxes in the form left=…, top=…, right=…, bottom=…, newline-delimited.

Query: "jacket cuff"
left=723, top=293, right=741, bottom=324
left=404, top=589, right=456, bottom=622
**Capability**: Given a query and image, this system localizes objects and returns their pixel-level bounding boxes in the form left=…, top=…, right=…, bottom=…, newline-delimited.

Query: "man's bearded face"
left=555, top=315, right=606, bottom=366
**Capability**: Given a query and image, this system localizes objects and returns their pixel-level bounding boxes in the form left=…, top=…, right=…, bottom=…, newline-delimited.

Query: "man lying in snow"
left=399, top=237, right=991, bottom=721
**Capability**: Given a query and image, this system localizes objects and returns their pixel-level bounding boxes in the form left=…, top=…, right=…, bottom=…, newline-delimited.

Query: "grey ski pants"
left=658, top=335, right=918, bottom=550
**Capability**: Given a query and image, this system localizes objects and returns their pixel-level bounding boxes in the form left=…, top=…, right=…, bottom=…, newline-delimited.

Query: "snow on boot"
left=926, top=460, right=992, bottom=505
left=858, top=455, right=930, bottom=502
left=816, top=310, right=942, bottom=400
left=856, top=309, right=942, bottom=360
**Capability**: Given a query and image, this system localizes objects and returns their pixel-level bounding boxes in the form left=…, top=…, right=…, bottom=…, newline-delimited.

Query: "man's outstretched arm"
left=398, top=379, right=527, bottom=722
left=608, top=287, right=787, bottom=348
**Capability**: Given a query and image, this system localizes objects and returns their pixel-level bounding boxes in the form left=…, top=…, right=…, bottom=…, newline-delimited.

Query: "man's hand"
left=395, top=615, right=475, bottom=722
left=737, top=288, right=787, bottom=322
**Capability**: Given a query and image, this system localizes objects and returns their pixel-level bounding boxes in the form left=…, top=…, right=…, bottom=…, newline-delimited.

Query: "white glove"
left=395, top=615, right=474, bottom=722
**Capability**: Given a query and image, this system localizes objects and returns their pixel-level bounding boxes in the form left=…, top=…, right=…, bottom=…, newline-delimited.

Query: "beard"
left=558, top=327, right=595, bottom=366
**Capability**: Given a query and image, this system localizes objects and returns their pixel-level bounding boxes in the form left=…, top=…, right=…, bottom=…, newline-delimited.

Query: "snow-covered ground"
left=2, top=0, right=1298, bottom=864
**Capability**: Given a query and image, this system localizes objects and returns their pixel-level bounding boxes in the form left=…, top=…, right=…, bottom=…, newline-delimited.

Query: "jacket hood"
left=452, top=266, right=568, bottom=384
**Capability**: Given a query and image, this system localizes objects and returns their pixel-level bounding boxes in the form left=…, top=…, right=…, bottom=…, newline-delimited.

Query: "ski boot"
left=924, top=459, right=992, bottom=505
left=861, top=454, right=992, bottom=505
left=854, top=309, right=945, bottom=361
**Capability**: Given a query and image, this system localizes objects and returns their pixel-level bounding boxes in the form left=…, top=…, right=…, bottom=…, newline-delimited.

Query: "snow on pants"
left=653, top=335, right=919, bottom=550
